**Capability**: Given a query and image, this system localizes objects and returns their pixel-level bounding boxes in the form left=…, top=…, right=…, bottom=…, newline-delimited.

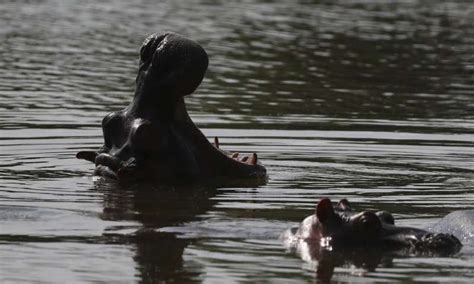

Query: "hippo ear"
left=336, top=199, right=351, bottom=211
left=316, top=198, right=335, bottom=223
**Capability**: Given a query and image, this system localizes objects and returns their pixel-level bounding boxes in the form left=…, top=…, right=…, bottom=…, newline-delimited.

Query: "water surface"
left=1, top=0, right=473, bottom=282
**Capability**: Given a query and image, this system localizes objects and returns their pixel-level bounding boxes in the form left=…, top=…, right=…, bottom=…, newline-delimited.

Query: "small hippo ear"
left=316, top=198, right=335, bottom=223
left=336, top=199, right=351, bottom=211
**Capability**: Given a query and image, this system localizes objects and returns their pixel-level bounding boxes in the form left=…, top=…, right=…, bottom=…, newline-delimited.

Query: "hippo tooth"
left=232, top=152, right=239, bottom=159
left=249, top=153, right=257, bottom=165
left=214, top=137, right=219, bottom=148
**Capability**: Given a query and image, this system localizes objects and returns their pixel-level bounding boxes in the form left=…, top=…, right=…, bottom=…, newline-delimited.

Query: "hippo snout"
left=412, top=233, right=462, bottom=251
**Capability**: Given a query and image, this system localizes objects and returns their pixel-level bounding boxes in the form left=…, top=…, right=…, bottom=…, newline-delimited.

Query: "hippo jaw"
left=76, top=32, right=267, bottom=183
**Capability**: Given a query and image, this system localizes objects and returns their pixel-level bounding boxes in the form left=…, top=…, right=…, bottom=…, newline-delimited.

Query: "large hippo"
left=283, top=198, right=462, bottom=254
left=76, top=32, right=266, bottom=183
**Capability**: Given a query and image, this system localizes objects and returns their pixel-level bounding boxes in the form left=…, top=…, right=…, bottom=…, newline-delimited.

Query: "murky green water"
left=1, top=0, right=473, bottom=282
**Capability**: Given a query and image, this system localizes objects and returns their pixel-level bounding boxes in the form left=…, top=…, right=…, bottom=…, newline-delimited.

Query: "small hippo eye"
left=356, top=212, right=382, bottom=234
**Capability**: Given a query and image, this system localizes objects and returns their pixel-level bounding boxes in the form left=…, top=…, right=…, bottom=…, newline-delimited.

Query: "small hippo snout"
left=412, top=233, right=462, bottom=251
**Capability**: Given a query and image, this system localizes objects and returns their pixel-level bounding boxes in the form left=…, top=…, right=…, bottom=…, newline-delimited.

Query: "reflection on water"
left=98, top=182, right=218, bottom=282
left=0, top=0, right=473, bottom=282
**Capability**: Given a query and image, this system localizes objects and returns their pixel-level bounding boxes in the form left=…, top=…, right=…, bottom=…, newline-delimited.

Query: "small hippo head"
left=77, top=32, right=266, bottom=183
left=307, top=198, right=462, bottom=253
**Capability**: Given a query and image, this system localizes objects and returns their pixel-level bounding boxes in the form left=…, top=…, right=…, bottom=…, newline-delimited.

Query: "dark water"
left=1, top=0, right=473, bottom=282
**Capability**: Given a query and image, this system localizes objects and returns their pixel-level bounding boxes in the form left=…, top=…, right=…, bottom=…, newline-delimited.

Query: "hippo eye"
left=354, top=212, right=382, bottom=235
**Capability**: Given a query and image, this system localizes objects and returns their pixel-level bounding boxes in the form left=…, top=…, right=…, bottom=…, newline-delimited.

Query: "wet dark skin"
left=286, top=198, right=462, bottom=253
left=77, top=32, right=266, bottom=183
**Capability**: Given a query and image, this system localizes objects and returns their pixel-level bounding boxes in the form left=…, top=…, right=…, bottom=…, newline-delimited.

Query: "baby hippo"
left=285, top=198, right=462, bottom=253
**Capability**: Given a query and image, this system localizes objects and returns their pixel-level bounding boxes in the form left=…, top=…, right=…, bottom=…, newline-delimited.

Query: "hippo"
left=283, top=198, right=462, bottom=254
left=76, top=32, right=266, bottom=183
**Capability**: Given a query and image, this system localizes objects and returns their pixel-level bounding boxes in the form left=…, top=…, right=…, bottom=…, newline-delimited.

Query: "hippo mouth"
left=77, top=126, right=266, bottom=182
left=76, top=32, right=266, bottom=183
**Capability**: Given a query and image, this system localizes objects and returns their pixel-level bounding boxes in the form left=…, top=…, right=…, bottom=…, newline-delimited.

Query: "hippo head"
left=303, top=198, right=461, bottom=253
left=77, top=32, right=266, bottom=183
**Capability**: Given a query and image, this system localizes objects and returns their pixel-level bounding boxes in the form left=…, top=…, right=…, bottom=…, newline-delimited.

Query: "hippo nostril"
left=139, top=43, right=153, bottom=63
left=140, top=33, right=167, bottom=63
